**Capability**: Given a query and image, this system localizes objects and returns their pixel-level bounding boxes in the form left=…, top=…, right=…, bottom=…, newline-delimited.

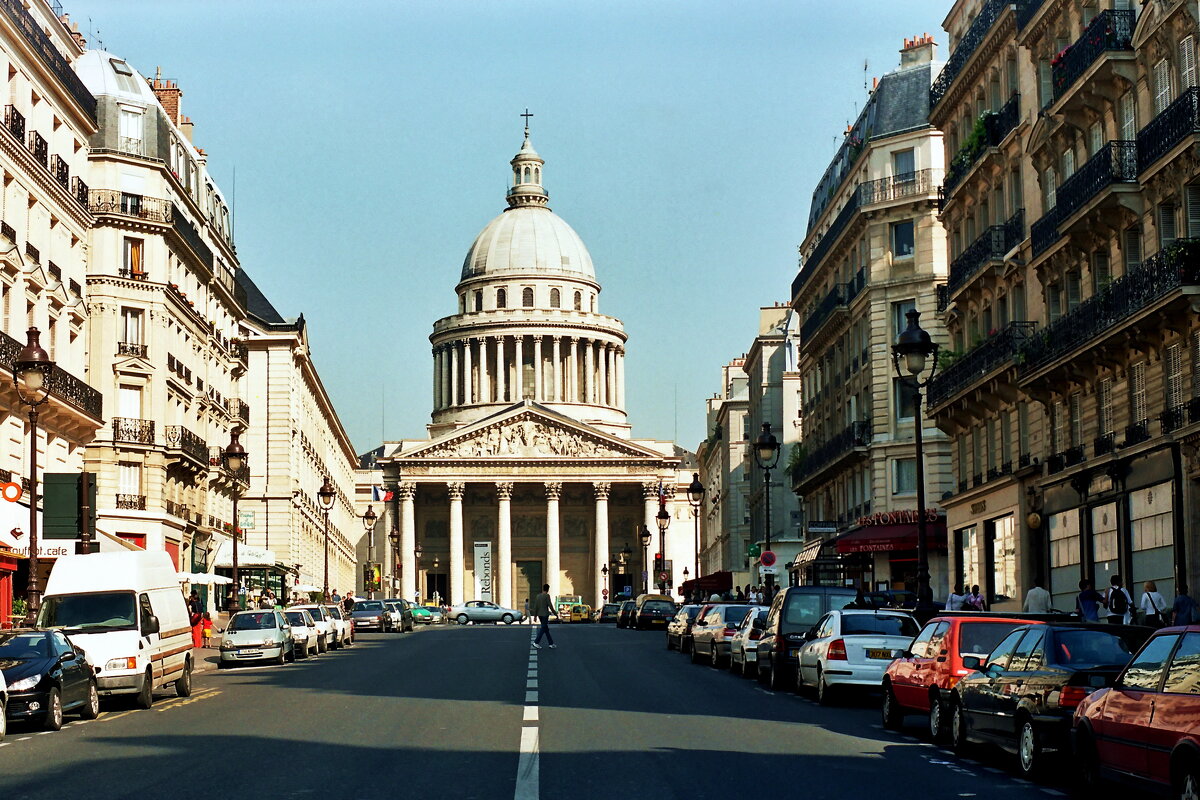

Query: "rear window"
left=958, top=621, right=1024, bottom=657
left=722, top=605, right=753, bottom=624
left=841, top=613, right=919, bottom=637
left=684, top=606, right=701, bottom=620
left=643, top=601, right=674, bottom=612
left=1051, top=629, right=1141, bottom=668
left=356, top=601, right=385, bottom=612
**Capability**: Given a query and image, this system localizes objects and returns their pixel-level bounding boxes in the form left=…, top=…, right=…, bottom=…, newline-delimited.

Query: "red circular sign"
left=760, top=550, right=776, bottom=567
left=602, top=589, right=609, bottom=598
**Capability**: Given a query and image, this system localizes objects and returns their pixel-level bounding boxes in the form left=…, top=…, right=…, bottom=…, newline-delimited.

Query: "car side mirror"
left=961, top=655, right=982, bottom=671
left=59, top=651, right=75, bottom=663
left=144, top=615, right=160, bottom=635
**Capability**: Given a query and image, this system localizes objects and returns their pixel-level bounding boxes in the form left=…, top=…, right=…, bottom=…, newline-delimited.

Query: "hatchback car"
left=450, top=600, right=523, bottom=625
left=351, top=600, right=390, bottom=632
left=595, top=603, right=620, bottom=623
left=634, top=599, right=676, bottom=630
left=666, top=605, right=703, bottom=652
left=383, top=599, right=415, bottom=632
left=220, top=610, right=296, bottom=667
left=691, top=604, right=755, bottom=667
left=950, top=623, right=1151, bottom=777
left=0, top=629, right=99, bottom=731
left=616, top=601, right=637, bottom=629
left=290, top=604, right=333, bottom=652
left=796, top=610, right=919, bottom=704
left=410, top=605, right=434, bottom=624
left=325, top=604, right=354, bottom=646
left=569, top=604, right=592, bottom=623
left=284, top=609, right=320, bottom=657
left=729, top=607, right=769, bottom=676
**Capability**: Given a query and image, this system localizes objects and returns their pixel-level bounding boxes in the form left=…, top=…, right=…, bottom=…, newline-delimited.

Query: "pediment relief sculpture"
left=418, top=417, right=642, bottom=460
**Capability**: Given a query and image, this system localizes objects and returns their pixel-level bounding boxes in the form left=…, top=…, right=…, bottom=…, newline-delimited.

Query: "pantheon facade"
left=374, top=128, right=687, bottom=610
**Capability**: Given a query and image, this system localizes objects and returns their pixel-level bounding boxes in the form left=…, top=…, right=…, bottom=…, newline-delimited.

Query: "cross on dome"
left=508, top=113, right=548, bottom=209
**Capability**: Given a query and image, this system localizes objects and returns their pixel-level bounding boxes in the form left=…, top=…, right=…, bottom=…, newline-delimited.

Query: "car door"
left=800, top=614, right=834, bottom=685
left=891, top=621, right=937, bottom=709
left=964, top=628, right=1025, bottom=740
left=51, top=631, right=85, bottom=705
left=1097, top=632, right=1181, bottom=779
left=995, top=628, right=1045, bottom=743
left=1145, top=631, right=1200, bottom=784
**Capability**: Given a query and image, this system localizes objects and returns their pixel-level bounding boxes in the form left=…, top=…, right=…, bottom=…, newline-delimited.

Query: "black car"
left=350, top=600, right=390, bottom=632
left=634, top=599, right=676, bottom=630
left=616, top=601, right=637, bottom=629
left=666, top=604, right=703, bottom=651
left=383, top=599, right=415, bottom=632
left=0, top=629, right=99, bottom=733
left=595, top=603, right=620, bottom=623
left=950, top=622, right=1152, bottom=777
left=756, top=585, right=858, bottom=691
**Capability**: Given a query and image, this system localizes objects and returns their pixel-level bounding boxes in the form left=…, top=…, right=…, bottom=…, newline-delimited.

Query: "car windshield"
left=643, top=601, right=674, bottom=612
left=229, top=612, right=279, bottom=631
left=306, top=607, right=328, bottom=620
left=1052, top=629, right=1140, bottom=668
left=285, top=612, right=308, bottom=625
left=355, top=602, right=385, bottom=612
left=603, top=604, right=618, bottom=612
left=840, top=613, right=920, bottom=637
left=327, top=607, right=343, bottom=619
left=37, top=591, right=137, bottom=631
left=0, top=632, right=50, bottom=659
left=685, top=606, right=701, bottom=620
left=958, top=622, right=1024, bottom=657
left=721, top=605, right=753, bottom=624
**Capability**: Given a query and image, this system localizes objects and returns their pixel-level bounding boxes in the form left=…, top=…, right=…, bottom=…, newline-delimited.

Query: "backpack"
left=1109, top=588, right=1128, bottom=615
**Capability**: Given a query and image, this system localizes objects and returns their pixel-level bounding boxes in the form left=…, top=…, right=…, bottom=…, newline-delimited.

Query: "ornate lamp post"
left=601, top=563, right=608, bottom=602
left=682, top=566, right=689, bottom=598
left=638, top=525, right=651, bottom=593
left=13, top=328, right=52, bottom=625
left=362, top=505, right=377, bottom=599
left=655, top=496, right=670, bottom=593
left=891, top=308, right=939, bottom=608
left=222, top=429, right=247, bottom=611
left=753, top=422, right=780, bottom=593
left=388, top=525, right=400, bottom=596
left=687, top=473, right=704, bottom=579
left=318, top=476, right=336, bottom=602
left=414, top=544, right=423, bottom=602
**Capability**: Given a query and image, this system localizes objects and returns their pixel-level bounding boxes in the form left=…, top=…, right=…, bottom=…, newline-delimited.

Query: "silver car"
left=219, top=610, right=295, bottom=667
left=290, top=604, right=333, bottom=652
left=728, top=606, right=768, bottom=677
left=449, top=600, right=523, bottom=625
left=284, top=609, right=320, bottom=658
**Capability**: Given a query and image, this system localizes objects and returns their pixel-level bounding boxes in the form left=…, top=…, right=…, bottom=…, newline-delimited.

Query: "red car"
left=1074, top=625, right=1200, bottom=797
left=881, top=614, right=1049, bottom=739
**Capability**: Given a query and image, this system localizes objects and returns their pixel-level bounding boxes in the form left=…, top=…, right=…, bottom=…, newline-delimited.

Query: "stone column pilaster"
left=594, top=482, right=611, bottom=609
left=496, top=482, right=513, bottom=609
left=533, top=336, right=544, bottom=401
left=462, top=338, right=473, bottom=405
left=398, top=483, right=416, bottom=602
left=551, top=336, right=562, bottom=402
left=448, top=482, right=466, bottom=605
left=545, top=481, right=562, bottom=600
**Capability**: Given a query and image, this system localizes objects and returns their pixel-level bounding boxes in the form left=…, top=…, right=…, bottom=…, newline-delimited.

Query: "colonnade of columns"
left=393, top=480, right=677, bottom=610
left=432, top=335, right=626, bottom=411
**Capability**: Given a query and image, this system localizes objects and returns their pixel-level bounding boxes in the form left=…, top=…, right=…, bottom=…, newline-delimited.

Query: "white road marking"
left=526, top=679, right=538, bottom=689
left=17, top=737, right=30, bottom=741
left=527, top=670, right=537, bottom=678
left=514, top=726, right=539, bottom=800
left=525, top=691, right=538, bottom=703
left=523, top=706, right=538, bottom=721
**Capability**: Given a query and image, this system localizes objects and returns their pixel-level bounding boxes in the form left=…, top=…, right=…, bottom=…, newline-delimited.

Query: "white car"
left=0, top=667, right=7, bottom=741
left=796, top=609, right=920, bottom=705
left=325, top=604, right=354, bottom=647
left=290, top=604, right=334, bottom=652
left=449, top=600, right=523, bottom=625
left=728, top=606, right=768, bottom=677
left=284, top=608, right=320, bottom=658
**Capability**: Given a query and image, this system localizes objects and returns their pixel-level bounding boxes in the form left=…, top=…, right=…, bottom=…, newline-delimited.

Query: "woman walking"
left=1140, top=581, right=1168, bottom=628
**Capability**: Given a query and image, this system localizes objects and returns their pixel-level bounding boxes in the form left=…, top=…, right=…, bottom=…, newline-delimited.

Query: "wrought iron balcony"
left=936, top=283, right=950, bottom=313
left=228, top=340, right=248, bottom=365
left=0, top=330, right=102, bottom=420
left=1064, top=445, right=1086, bottom=467
left=930, top=0, right=1008, bottom=109
left=1052, top=10, right=1134, bottom=104
left=927, top=321, right=1036, bottom=409
left=1020, top=239, right=1200, bottom=374
left=793, top=190, right=861, bottom=301
left=50, top=155, right=68, bottom=189
left=171, top=203, right=214, bottom=269
left=800, top=268, right=865, bottom=343
left=1163, top=405, right=1188, bottom=434
left=165, top=500, right=189, bottom=519
left=0, top=221, right=14, bottom=243
left=1094, top=433, right=1115, bottom=456
left=118, top=268, right=149, bottom=281
left=24, top=242, right=38, bottom=263
left=117, top=341, right=147, bottom=358
left=165, top=424, right=208, bottom=466
left=0, top=0, right=96, bottom=122
left=1124, top=420, right=1150, bottom=448
left=1030, top=206, right=1062, bottom=257
left=89, top=190, right=172, bottom=224
left=943, top=97, right=1020, bottom=198
left=227, top=397, right=251, bottom=425
left=47, top=262, right=60, bottom=283
left=790, top=420, right=872, bottom=490
left=27, top=131, right=46, bottom=166
left=947, top=210, right=1025, bottom=297
left=1137, top=87, right=1200, bottom=174
left=113, top=417, right=154, bottom=445
left=4, top=105, right=23, bottom=141
left=118, top=136, right=143, bottom=156
left=71, top=176, right=88, bottom=207
left=1016, top=0, right=1045, bottom=29
left=115, top=494, right=146, bottom=511
left=1055, top=141, right=1137, bottom=224
left=858, top=169, right=935, bottom=206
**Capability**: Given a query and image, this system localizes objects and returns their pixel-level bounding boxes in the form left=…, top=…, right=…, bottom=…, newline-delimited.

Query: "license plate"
left=790, top=649, right=800, bottom=658
left=239, top=650, right=261, bottom=657
left=867, top=648, right=895, bottom=660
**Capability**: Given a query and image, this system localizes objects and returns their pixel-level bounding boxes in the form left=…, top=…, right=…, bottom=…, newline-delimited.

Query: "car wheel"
left=136, top=670, right=154, bottom=709
left=690, top=642, right=702, bottom=664
left=710, top=645, right=721, bottom=669
left=666, top=635, right=674, bottom=650
left=928, top=694, right=946, bottom=742
left=816, top=667, right=835, bottom=706
left=457, top=614, right=469, bottom=625
left=80, top=679, right=100, bottom=720
left=0, top=698, right=6, bottom=741
left=881, top=684, right=903, bottom=731
left=318, top=634, right=327, bottom=653
left=757, top=662, right=769, bottom=685
left=275, top=646, right=287, bottom=666
left=730, top=651, right=741, bottom=674
left=1017, top=717, right=1041, bottom=778
left=951, top=701, right=971, bottom=755
left=175, top=660, right=193, bottom=698
left=1177, top=760, right=1200, bottom=800
left=1074, top=726, right=1101, bottom=791
left=43, top=687, right=63, bottom=731
left=769, top=661, right=790, bottom=692
left=286, top=642, right=297, bottom=663
left=502, top=614, right=514, bottom=625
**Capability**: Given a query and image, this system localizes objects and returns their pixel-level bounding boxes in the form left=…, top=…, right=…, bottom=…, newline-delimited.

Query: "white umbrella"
left=294, top=584, right=320, bottom=592
left=177, top=572, right=232, bottom=585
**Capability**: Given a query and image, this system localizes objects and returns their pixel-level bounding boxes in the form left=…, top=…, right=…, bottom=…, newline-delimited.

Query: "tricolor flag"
left=372, top=486, right=394, bottom=502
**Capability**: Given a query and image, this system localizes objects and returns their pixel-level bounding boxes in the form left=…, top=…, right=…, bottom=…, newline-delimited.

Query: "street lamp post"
left=414, top=544, right=423, bottom=603
left=638, top=525, right=651, bottom=593
left=601, top=563, right=608, bottom=602
left=682, top=566, right=689, bottom=598
left=891, top=308, right=939, bottom=609
left=687, top=473, right=704, bottom=580
left=13, top=328, right=52, bottom=625
left=753, top=422, right=780, bottom=594
left=363, top=505, right=377, bottom=600
left=388, top=525, right=400, bottom=596
left=318, top=477, right=336, bottom=602
left=655, top=493, right=670, bottom=593
left=222, top=429, right=247, bottom=612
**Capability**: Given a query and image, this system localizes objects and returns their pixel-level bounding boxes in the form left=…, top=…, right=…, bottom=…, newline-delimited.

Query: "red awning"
left=679, top=570, right=734, bottom=595
left=835, top=523, right=947, bottom=554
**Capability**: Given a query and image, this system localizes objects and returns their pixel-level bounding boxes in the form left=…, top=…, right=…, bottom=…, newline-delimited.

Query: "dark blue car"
left=1, top=629, right=99, bottom=733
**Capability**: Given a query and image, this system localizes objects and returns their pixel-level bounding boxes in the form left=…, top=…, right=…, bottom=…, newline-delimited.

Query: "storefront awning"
left=835, top=522, right=948, bottom=554
left=679, top=570, right=733, bottom=595
left=212, top=541, right=277, bottom=568
left=791, top=538, right=826, bottom=568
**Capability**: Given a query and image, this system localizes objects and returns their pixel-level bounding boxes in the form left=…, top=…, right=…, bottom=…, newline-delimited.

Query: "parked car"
left=450, top=600, right=523, bottom=625
left=756, top=585, right=859, bottom=691
left=595, top=603, right=620, bottom=623
left=691, top=604, right=755, bottom=667
left=616, top=601, right=637, bottom=629
left=351, top=600, right=390, bottom=632
left=39, top=550, right=194, bottom=708
left=795, top=610, right=919, bottom=704
left=0, top=629, right=99, bottom=732
left=220, top=610, right=297, bottom=667
left=383, top=599, right=415, bottom=632
left=950, top=623, right=1151, bottom=777
left=325, top=604, right=354, bottom=646
left=1074, top=625, right=1200, bottom=796
left=569, top=604, right=592, bottom=623
left=634, top=599, right=677, bottom=630
left=882, top=614, right=1050, bottom=739
left=290, top=604, right=334, bottom=651
left=426, top=606, right=448, bottom=625
left=284, top=609, right=320, bottom=657
left=729, top=607, right=769, bottom=676
left=410, top=605, right=434, bottom=625
left=867, top=590, right=945, bottom=611
left=0, top=668, right=6, bottom=741
left=666, top=605, right=703, bottom=652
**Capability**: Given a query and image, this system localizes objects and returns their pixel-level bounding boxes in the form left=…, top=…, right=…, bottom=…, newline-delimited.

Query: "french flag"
left=372, top=486, right=394, bottom=502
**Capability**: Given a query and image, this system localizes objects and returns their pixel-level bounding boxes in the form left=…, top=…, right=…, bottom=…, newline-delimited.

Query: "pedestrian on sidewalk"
left=1104, top=575, right=1132, bottom=624
left=1023, top=579, right=1053, bottom=614
left=202, top=612, right=214, bottom=647
left=1140, top=581, right=1168, bottom=628
left=331, top=588, right=342, bottom=604
left=1076, top=579, right=1103, bottom=622
left=1174, top=584, right=1198, bottom=625
left=532, top=584, right=557, bottom=648
left=187, top=590, right=203, bottom=648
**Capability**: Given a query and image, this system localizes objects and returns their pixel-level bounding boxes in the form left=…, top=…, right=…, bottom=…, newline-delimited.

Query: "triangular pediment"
left=398, top=402, right=669, bottom=462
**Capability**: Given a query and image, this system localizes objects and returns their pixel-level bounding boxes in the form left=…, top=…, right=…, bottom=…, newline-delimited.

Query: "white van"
left=38, top=551, right=193, bottom=708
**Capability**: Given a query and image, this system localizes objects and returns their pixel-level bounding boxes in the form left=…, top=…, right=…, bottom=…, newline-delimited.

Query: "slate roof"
left=236, top=269, right=302, bottom=331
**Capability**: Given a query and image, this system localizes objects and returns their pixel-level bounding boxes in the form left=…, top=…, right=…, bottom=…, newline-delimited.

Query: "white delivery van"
left=38, top=551, right=193, bottom=708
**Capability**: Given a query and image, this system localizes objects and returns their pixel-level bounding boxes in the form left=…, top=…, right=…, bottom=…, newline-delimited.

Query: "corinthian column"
left=617, top=347, right=626, bottom=410
left=642, top=482, right=659, bottom=590
left=496, top=482, right=513, bottom=609
left=479, top=334, right=490, bottom=403
left=598, top=343, right=609, bottom=406
left=593, top=482, right=610, bottom=609
left=448, top=482, right=465, bottom=605
left=583, top=339, right=594, bottom=404
left=494, top=336, right=506, bottom=402
left=545, top=482, right=562, bottom=600
left=449, top=342, right=460, bottom=408
left=569, top=337, right=579, bottom=402
left=552, top=336, right=562, bottom=402
left=398, top=483, right=416, bottom=601
left=515, top=335, right=525, bottom=400
left=462, top=338, right=473, bottom=404
left=432, top=347, right=443, bottom=410
left=533, top=336, right=544, bottom=401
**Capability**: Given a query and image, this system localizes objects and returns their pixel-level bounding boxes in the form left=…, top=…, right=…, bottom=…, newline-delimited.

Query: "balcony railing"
left=228, top=398, right=251, bottom=425
left=1162, top=405, right=1188, bottom=434
left=0, top=330, right=102, bottom=419
left=112, top=417, right=155, bottom=445
left=1020, top=239, right=1200, bottom=374
left=4, top=105, right=24, bottom=141
left=1137, top=87, right=1200, bottom=174
left=118, top=268, right=149, bottom=281
left=0, top=221, right=14, bottom=243
left=71, top=176, right=88, bottom=207
left=165, top=500, right=189, bottom=520
left=928, top=321, right=1036, bottom=408
left=947, top=210, right=1024, bottom=296
left=793, top=190, right=861, bottom=300
left=0, top=0, right=96, bottom=122
left=790, top=420, right=872, bottom=487
left=1016, top=0, right=1045, bottom=29
left=800, top=268, right=865, bottom=342
left=930, top=0, right=1007, bottom=109
left=943, top=96, right=1021, bottom=198
left=1124, top=420, right=1151, bottom=448
left=117, top=341, right=147, bottom=358
left=88, top=190, right=172, bottom=223
left=27, top=131, right=46, bottom=166
left=1056, top=141, right=1137, bottom=223
left=164, top=424, right=208, bottom=466
left=936, top=283, right=950, bottom=313
left=1052, top=10, right=1135, bottom=103
left=1030, top=206, right=1062, bottom=257
left=50, top=155, right=68, bottom=188
left=115, top=494, right=146, bottom=511
left=24, top=242, right=38, bottom=263
left=858, top=169, right=935, bottom=205
left=1094, top=433, right=1115, bottom=456
left=229, top=340, right=248, bottom=364
left=117, top=136, right=143, bottom=156
left=171, top=204, right=214, bottom=269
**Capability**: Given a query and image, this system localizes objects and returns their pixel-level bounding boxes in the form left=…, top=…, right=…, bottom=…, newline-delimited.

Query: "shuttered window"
left=1052, top=400, right=1065, bottom=453
left=1043, top=167, right=1057, bottom=211
left=1098, top=378, right=1114, bottom=437
left=1155, top=59, right=1173, bottom=115
left=1070, top=393, right=1082, bottom=448
left=1067, top=271, right=1082, bottom=310
left=1039, top=61, right=1053, bottom=108
left=1161, top=203, right=1179, bottom=247
left=1187, top=185, right=1200, bottom=238
left=1062, top=148, right=1076, bottom=179
left=1168, top=343, right=1186, bottom=411
left=1092, top=251, right=1111, bottom=292
left=1125, top=227, right=1142, bottom=272
left=1119, top=91, right=1136, bottom=140
left=1131, top=362, right=1148, bottom=424
left=1182, top=36, right=1197, bottom=89
left=1089, top=121, right=1104, bottom=155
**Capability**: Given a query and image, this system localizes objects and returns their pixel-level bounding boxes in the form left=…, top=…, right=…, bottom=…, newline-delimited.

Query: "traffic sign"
left=747, top=542, right=762, bottom=558
left=759, top=565, right=779, bottom=575
left=760, top=550, right=777, bottom=568
left=658, top=571, right=669, bottom=582
left=602, top=589, right=609, bottom=599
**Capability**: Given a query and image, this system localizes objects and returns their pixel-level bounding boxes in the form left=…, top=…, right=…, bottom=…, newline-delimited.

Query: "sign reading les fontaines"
left=855, top=509, right=940, bottom=527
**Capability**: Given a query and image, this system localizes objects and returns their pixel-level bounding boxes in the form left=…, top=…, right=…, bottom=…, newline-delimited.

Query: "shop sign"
left=856, top=509, right=940, bottom=528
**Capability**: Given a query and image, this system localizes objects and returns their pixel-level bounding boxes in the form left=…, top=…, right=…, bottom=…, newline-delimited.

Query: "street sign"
left=759, top=565, right=779, bottom=575
left=641, top=570, right=648, bottom=582
left=239, top=510, right=255, bottom=530
left=747, top=542, right=762, bottom=558
left=658, top=571, right=669, bottom=583
left=602, top=589, right=608, bottom=599
left=760, top=550, right=777, bottom=567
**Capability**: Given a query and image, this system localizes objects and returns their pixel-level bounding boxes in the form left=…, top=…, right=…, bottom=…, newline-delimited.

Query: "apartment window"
left=1088, top=122, right=1103, bottom=156
left=118, top=461, right=141, bottom=495
left=1167, top=343, right=1185, bottom=411
left=1159, top=203, right=1178, bottom=247
left=121, top=308, right=143, bottom=345
left=550, top=288, right=560, bottom=308
left=1193, top=331, right=1200, bottom=398
left=1098, top=378, right=1114, bottom=437
left=1062, top=148, right=1076, bottom=179
left=109, top=60, right=140, bottom=93
left=590, top=294, right=596, bottom=312
left=894, top=378, right=918, bottom=421
left=893, top=299, right=916, bottom=337
left=1018, top=403, right=1030, bottom=455
left=892, top=149, right=915, bottom=179
left=1082, top=1, right=1097, bottom=25
left=1052, top=399, right=1065, bottom=453
left=1042, top=167, right=1057, bottom=211
left=972, top=426, right=983, bottom=479
left=891, top=220, right=914, bottom=259
left=123, top=237, right=144, bottom=278
left=496, top=288, right=507, bottom=309
left=1048, top=283, right=1063, bottom=322
left=1178, top=36, right=1198, bottom=92
left=893, top=458, right=917, bottom=494
left=1092, top=251, right=1111, bottom=293
left=1069, top=392, right=1082, bottom=448
left=1038, top=60, right=1052, bottom=108
left=987, top=418, right=999, bottom=471
left=1187, top=185, right=1200, bottom=238
left=572, top=291, right=581, bottom=311
left=1154, top=59, right=1173, bottom=115
left=118, top=107, right=143, bottom=155
left=473, top=290, right=482, bottom=312
left=118, top=384, right=143, bottom=419
left=1066, top=270, right=1082, bottom=311
left=1, top=282, right=8, bottom=331
left=1118, top=91, right=1137, bottom=140
left=521, top=287, right=534, bottom=308
left=1131, top=362, right=1148, bottom=424
left=1124, top=228, right=1143, bottom=272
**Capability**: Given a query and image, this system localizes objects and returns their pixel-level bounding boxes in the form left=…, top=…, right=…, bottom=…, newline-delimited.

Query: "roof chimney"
left=900, top=33, right=937, bottom=68
left=150, top=66, right=183, bottom=126
left=180, top=114, right=194, bottom=143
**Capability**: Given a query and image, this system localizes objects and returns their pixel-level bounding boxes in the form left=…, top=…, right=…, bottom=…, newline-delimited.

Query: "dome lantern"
left=507, top=111, right=549, bottom=209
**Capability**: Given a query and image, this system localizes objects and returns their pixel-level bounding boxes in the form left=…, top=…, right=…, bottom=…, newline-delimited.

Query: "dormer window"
left=110, top=59, right=140, bottom=94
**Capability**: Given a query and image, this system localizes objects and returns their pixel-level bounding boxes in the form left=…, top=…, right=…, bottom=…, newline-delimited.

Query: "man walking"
left=1104, top=575, right=1132, bottom=624
left=1023, top=578, right=1053, bottom=614
left=532, top=583, right=557, bottom=649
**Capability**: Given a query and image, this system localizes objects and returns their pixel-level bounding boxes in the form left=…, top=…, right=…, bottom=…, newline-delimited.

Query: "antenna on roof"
left=863, top=59, right=869, bottom=96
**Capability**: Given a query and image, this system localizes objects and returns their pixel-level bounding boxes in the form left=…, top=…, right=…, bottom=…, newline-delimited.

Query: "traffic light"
left=654, top=553, right=663, bottom=573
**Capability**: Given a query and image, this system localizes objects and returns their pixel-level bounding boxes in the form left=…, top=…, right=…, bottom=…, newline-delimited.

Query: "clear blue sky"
left=66, top=0, right=949, bottom=455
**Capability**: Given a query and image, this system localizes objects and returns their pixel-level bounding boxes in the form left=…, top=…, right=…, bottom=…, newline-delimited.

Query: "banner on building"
left=473, top=541, right=492, bottom=601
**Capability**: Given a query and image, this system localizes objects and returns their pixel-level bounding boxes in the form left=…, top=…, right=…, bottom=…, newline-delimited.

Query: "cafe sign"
left=856, top=509, right=940, bottom=528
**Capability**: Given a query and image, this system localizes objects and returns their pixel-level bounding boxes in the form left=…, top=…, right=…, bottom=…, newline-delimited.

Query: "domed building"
left=371, top=126, right=690, bottom=611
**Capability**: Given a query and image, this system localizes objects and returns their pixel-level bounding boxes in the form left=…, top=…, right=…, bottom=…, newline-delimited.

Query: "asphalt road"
left=0, top=622, right=1090, bottom=799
